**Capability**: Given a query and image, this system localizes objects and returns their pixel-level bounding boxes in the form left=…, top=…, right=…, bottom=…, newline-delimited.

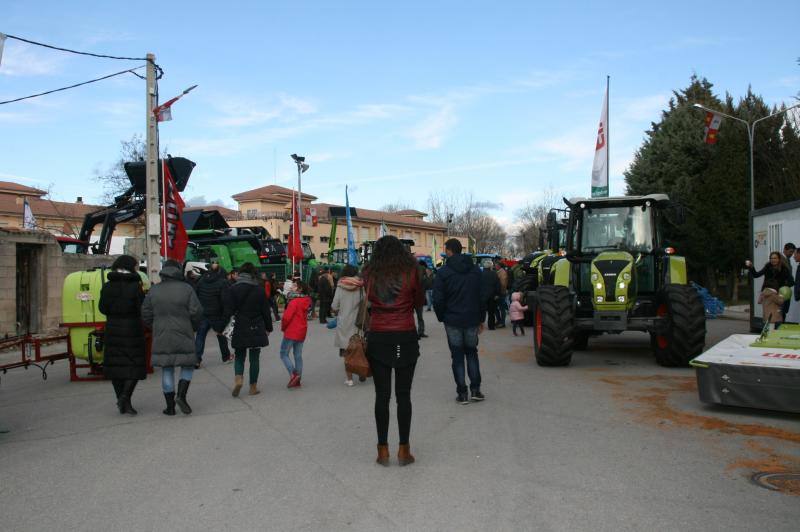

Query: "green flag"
left=432, top=236, right=437, bottom=260
left=468, top=235, right=476, bottom=254
left=328, top=217, right=337, bottom=256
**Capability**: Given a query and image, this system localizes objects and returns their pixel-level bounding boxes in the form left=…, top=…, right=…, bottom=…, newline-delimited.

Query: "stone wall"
left=0, top=229, right=116, bottom=338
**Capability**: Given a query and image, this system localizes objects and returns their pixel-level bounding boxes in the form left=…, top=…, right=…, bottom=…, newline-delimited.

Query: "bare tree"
left=380, top=201, right=416, bottom=213
left=93, top=134, right=168, bottom=204
left=425, top=189, right=509, bottom=252
left=513, top=187, right=559, bottom=253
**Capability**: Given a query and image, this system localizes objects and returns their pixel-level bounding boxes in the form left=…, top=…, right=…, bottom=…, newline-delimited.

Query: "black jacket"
left=225, top=273, right=273, bottom=349
left=481, top=268, right=502, bottom=300
left=433, top=253, right=487, bottom=328
left=99, top=271, right=147, bottom=380
left=750, top=263, right=794, bottom=292
left=195, top=269, right=229, bottom=321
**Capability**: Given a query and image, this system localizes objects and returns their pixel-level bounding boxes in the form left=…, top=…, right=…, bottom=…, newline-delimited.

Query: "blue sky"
left=1, top=1, right=797, bottom=227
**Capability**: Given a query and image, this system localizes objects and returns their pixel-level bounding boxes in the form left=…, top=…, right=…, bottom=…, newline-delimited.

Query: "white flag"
left=591, top=85, right=609, bottom=198
left=0, top=34, right=6, bottom=68
left=23, top=198, right=37, bottom=229
left=379, top=221, right=389, bottom=238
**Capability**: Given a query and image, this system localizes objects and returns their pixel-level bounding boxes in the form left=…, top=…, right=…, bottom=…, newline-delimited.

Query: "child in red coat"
left=280, top=282, right=312, bottom=388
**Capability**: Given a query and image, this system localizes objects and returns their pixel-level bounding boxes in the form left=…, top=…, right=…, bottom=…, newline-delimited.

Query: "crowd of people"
left=98, top=236, right=532, bottom=466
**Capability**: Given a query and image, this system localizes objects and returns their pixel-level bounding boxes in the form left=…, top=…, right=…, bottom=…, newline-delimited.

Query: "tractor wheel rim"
left=535, top=307, right=543, bottom=349
left=656, top=303, right=669, bottom=349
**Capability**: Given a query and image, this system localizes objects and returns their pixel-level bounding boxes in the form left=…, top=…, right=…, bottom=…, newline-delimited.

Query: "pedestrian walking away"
left=495, top=261, right=509, bottom=328
left=195, top=260, right=232, bottom=364
left=280, top=281, right=311, bottom=388
left=267, top=273, right=281, bottom=321
left=225, top=262, right=273, bottom=396
left=481, top=260, right=501, bottom=330
left=317, top=267, right=335, bottom=324
left=330, top=265, right=365, bottom=386
left=434, top=238, right=487, bottom=405
left=363, top=235, right=424, bottom=467
left=782, top=243, right=797, bottom=320
left=98, top=255, right=147, bottom=416
left=416, top=260, right=428, bottom=338
left=508, top=291, right=529, bottom=336
left=422, top=265, right=435, bottom=311
left=141, top=260, right=205, bottom=416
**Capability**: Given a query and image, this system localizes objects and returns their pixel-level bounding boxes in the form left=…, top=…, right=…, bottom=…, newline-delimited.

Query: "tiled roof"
left=231, top=184, right=317, bottom=203
left=312, top=203, right=446, bottom=230
left=0, top=195, right=102, bottom=220
left=0, top=181, right=47, bottom=197
left=395, top=209, right=428, bottom=217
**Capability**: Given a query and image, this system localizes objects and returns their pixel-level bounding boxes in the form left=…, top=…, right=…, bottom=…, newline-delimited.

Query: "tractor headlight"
left=618, top=282, right=625, bottom=289
left=591, top=273, right=599, bottom=281
left=596, top=296, right=604, bottom=303
left=595, top=283, right=602, bottom=290
left=618, top=296, right=626, bottom=303
left=622, top=272, right=631, bottom=281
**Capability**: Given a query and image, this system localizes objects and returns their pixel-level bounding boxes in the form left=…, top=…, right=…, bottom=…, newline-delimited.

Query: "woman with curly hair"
left=362, top=235, right=424, bottom=466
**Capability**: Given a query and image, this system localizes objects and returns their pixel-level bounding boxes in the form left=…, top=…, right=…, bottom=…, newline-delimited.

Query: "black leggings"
left=370, top=359, right=417, bottom=445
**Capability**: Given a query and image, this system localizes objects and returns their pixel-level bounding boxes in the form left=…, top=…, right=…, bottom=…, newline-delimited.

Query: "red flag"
left=160, top=160, right=188, bottom=261
left=287, top=191, right=303, bottom=262
left=153, top=85, right=198, bottom=122
left=703, top=111, right=722, bottom=144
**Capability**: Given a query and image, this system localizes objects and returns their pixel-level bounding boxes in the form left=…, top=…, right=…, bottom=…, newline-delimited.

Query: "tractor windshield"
left=580, top=205, right=653, bottom=253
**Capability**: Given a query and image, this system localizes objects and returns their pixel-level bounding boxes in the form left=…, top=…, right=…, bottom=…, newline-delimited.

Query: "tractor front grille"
left=595, top=259, right=629, bottom=302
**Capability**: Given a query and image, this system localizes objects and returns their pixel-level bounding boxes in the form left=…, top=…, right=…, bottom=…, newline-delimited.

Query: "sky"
left=1, top=0, right=798, bottom=229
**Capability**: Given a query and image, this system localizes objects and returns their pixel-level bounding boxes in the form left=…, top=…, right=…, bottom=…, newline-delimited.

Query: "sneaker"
left=288, top=372, right=301, bottom=388
left=345, top=379, right=355, bottom=387
left=456, top=392, right=470, bottom=405
left=471, top=391, right=485, bottom=402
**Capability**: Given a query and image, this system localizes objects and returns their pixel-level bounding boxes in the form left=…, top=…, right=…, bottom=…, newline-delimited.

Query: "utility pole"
left=144, top=53, right=161, bottom=284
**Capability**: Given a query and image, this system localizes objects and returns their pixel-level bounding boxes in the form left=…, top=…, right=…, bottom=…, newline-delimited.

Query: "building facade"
left=226, top=185, right=449, bottom=259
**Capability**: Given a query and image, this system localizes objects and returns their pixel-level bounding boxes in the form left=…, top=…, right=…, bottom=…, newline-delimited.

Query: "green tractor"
left=530, top=194, right=706, bottom=367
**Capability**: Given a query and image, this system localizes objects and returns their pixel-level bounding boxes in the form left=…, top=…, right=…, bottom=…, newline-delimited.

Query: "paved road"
left=1, top=315, right=798, bottom=531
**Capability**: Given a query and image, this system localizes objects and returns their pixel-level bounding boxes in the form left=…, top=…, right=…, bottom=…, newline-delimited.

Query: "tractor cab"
left=531, top=194, right=705, bottom=368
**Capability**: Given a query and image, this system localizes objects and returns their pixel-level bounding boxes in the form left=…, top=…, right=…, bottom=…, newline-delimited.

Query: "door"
left=16, top=245, right=34, bottom=335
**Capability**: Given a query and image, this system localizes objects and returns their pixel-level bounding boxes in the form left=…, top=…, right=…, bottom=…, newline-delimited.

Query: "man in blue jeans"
left=433, top=238, right=488, bottom=404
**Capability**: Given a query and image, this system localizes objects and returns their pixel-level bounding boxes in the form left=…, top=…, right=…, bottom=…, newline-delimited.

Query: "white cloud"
left=409, top=104, right=458, bottom=149
left=210, top=93, right=317, bottom=127
left=0, top=42, right=63, bottom=77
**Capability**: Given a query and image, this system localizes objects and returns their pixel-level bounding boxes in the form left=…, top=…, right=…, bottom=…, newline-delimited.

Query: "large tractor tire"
left=652, top=284, right=706, bottom=367
left=533, top=285, right=575, bottom=367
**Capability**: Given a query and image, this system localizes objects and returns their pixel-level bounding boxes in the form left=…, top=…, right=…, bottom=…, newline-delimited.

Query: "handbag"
left=344, top=280, right=372, bottom=379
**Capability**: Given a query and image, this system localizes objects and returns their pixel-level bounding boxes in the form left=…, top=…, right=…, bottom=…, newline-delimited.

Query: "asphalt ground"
left=1, top=313, right=798, bottom=531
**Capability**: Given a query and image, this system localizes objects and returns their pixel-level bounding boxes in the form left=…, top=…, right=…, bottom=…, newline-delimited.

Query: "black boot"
left=119, top=380, right=138, bottom=416
left=163, top=392, right=176, bottom=416
left=112, top=379, right=124, bottom=413
left=176, top=379, right=192, bottom=415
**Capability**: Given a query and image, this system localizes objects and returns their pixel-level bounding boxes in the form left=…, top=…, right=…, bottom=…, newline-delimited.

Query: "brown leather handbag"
left=344, top=280, right=372, bottom=379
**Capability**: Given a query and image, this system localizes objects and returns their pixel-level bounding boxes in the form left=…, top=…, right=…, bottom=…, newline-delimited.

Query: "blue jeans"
left=195, top=318, right=231, bottom=362
left=425, top=290, right=433, bottom=310
left=279, top=338, right=304, bottom=376
left=161, top=366, right=194, bottom=393
left=445, top=325, right=481, bottom=394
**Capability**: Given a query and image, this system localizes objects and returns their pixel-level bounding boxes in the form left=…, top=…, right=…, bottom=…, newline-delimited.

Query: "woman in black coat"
left=224, top=262, right=272, bottom=397
left=99, top=255, right=146, bottom=415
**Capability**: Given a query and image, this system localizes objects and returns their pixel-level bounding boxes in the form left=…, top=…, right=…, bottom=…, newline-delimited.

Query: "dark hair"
left=785, top=243, right=796, bottom=251
left=239, top=262, right=256, bottom=275
left=341, top=264, right=358, bottom=277
left=365, top=235, right=416, bottom=300
left=445, top=238, right=462, bottom=254
left=111, top=255, right=138, bottom=272
left=295, top=281, right=309, bottom=295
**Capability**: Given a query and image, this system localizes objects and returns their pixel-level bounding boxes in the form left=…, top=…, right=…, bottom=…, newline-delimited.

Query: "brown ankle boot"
left=397, top=444, right=415, bottom=466
left=232, top=375, right=243, bottom=397
left=376, top=444, right=390, bottom=466
left=249, top=383, right=260, bottom=395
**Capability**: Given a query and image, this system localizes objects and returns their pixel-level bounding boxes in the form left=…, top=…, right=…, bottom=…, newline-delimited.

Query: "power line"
left=4, top=33, right=148, bottom=62
left=0, top=66, right=146, bottom=105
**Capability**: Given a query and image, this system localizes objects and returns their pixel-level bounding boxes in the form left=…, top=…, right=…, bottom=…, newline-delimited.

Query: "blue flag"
left=345, top=185, right=358, bottom=265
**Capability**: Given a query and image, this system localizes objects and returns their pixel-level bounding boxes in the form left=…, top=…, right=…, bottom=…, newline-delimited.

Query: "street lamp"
left=290, top=154, right=309, bottom=277
left=692, top=102, right=800, bottom=213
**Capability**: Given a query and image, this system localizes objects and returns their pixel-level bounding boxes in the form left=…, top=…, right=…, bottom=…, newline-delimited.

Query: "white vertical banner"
left=0, top=33, right=7, bottom=67
left=591, top=83, right=609, bottom=198
left=23, top=198, right=37, bottom=229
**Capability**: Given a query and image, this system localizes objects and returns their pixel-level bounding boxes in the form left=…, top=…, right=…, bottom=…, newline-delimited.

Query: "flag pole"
left=606, top=75, right=610, bottom=196
left=297, top=162, right=303, bottom=280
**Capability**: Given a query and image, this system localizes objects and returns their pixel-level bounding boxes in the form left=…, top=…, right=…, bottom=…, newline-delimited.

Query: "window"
left=360, top=227, right=369, bottom=241
left=246, top=209, right=259, bottom=219
left=282, top=234, right=289, bottom=242
left=320, top=236, right=329, bottom=243
left=580, top=206, right=654, bottom=253
left=768, top=223, right=783, bottom=255
left=302, top=235, right=313, bottom=242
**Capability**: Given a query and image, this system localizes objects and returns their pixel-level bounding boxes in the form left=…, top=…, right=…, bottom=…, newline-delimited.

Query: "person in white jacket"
left=786, top=248, right=800, bottom=323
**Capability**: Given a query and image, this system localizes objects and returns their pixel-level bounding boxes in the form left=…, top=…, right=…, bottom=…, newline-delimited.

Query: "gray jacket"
left=142, top=264, right=204, bottom=367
